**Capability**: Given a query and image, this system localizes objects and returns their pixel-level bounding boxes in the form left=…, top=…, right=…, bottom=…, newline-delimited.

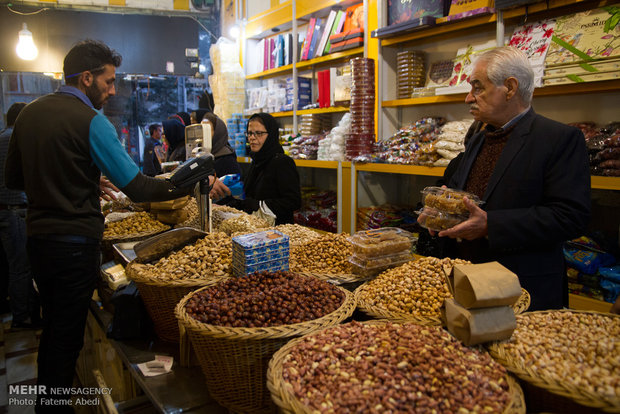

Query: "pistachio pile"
left=290, top=233, right=352, bottom=274
left=104, top=211, right=168, bottom=238
left=274, top=224, right=322, bottom=246
left=282, top=321, right=511, bottom=413
left=218, top=214, right=271, bottom=235
left=185, top=271, right=344, bottom=327
left=500, top=311, right=620, bottom=401
left=359, top=256, right=470, bottom=317
left=130, top=232, right=231, bottom=281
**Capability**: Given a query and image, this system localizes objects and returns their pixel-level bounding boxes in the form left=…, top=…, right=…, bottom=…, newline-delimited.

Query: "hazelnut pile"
left=290, top=233, right=353, bottom=274
left=282, top=321, right=511, bottom=413
left=359, top=256, right=470, bottom=317
left=185, top=271, right=344, bottom=328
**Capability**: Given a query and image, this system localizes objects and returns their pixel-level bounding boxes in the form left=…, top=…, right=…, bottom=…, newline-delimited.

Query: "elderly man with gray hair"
left=432, top=46, right=591, bottom=311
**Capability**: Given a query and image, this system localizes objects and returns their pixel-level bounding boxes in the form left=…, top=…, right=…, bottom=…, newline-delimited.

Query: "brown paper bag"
left=444, top=298, right=516, bottom=346
left=150, top=196, right=190, bottom=211
left=450, top=262, right=521, bottom=309
left=154, top=209, right=189, bottom=224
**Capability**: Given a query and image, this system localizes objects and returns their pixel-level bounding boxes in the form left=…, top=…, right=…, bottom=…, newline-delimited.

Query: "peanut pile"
left=130, top=232, right=231, bottom=281
left=218, top=214, right=271, bottom=235
left=104, top=211, right=168, bottom=238
left=282, top=321, right=511, bottom=413
left=185, top=271, right=344, bottom=327
left=290, top=233, right=352, bottom=274
left=501, top=311, right=620, bottom=401
left=274, top=224, right=322, bottom=246
left=359, top=256, right=470, bottom=317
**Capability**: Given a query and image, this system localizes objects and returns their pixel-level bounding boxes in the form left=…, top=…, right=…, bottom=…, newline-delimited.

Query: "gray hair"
left=477, top=46, right=534, bottom=104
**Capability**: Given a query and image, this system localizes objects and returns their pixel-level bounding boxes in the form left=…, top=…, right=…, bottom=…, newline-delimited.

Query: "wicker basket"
left=125, top=261, right=226, bottom=343
left=488, top=310, right=620, bottom=413
left=355, top=284, right=531, bottom=325
left=267, top=320, right=526, bottom=414
left=174, top=282, right=357, bottom=414
left=295, top=271, right=372, bottom=291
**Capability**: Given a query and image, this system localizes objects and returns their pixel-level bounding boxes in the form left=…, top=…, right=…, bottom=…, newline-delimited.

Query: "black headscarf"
left=244, top=113, right=284, bottom=193
left=162, top=118, right=185, bottom=160
left=193, top=109, right=209, bottom=123
left=203, top=113, right=235, bottom=158
left=176, top=111, right=191, bottom=127
left=247, top=113, right=283, bottom=167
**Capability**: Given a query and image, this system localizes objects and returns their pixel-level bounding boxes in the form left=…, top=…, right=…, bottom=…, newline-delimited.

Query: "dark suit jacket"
left=446, top=108, right=591, bottom=310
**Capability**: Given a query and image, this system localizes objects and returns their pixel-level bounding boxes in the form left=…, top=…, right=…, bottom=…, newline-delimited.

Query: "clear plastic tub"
left=421, top=186, right=483, bottom=215
left=416, top=206, right=469, bottom=231
left=349, top=251, right=413, bottom=277
left=347, top=227, right=414, bottom=258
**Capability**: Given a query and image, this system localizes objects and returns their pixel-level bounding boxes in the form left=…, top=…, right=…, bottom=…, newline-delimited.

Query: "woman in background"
left=201, top=112, right=241, bottom=177
left=211, top=112, right=300, bottom=225
left=162, top=118, right=186, bottom=162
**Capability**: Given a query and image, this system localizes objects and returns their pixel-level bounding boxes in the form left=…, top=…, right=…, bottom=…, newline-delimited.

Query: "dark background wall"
left=0, top=6, right=201, bottom=75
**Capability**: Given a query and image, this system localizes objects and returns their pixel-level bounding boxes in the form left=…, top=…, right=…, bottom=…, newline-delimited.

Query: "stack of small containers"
left=298, top=114, right=331, bottom=137
left=397, top=51, right=426, bottom=99
left=227, top=114, right=247, bottom=156
left=231, top=230, right=290, bottom=277
left=346, top=57, right=375, bottom=160
left=347, top=227, right=414, bottom=278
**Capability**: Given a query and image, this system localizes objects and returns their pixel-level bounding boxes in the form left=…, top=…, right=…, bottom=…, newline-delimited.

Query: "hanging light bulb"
left=16, top=23, right=38, bottom=61
left=229, top=23, right=240, bottom=39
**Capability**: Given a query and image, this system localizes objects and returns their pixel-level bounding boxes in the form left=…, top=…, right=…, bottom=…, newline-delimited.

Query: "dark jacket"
left=209, top=114, right=241, bottom=177
left=142, top=137, right=162, bottom=176
left=446, top=108, right=591, bottom=310
left=225, top=113, right=301, bottom=225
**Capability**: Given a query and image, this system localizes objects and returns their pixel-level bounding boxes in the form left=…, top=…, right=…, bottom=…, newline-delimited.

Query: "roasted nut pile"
left=274, top=224, right=322, bottom=246
left=185, top=271, right=344, bottom=327
left=218, top=214, right=271, bottom=235
left=104, top=211, right=168, bottom=238
left=282, top=321, right=511, bottom=413
left=359, top=256, right=470, bottom=317
left=290, top=233, right=352, bottom=274
left=130, top=232, right=231, bottom=281
left=501, top=311, right=620, bottom=401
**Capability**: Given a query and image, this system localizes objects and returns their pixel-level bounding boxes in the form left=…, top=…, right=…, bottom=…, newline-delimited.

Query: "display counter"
left=83, top=300, right=227, bottom=413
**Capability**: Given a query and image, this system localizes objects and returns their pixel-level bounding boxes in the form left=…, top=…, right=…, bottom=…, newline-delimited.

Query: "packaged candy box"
left=347, top=227, right=415, bottom=258
left=421, top=186, right=482, bottom=215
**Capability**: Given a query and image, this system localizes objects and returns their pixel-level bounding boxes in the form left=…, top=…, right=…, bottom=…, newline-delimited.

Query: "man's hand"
left=438, top=197, right=488, bottom=240
left=209, top=178, right=231, bottom=200
left=100, top=176, right=119, bottom=201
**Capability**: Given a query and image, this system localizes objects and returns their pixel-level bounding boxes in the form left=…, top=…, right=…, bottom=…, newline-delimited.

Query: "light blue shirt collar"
left=502, top=106, right=531, bottom=130
left=56, top=85, right=95, bottom=109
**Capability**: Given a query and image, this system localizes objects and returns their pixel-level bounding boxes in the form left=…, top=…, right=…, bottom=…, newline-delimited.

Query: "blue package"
left=220, top=174, right=245, bottom=200
left=600, top=278, right=620, bottom=303
left=599, top=265, right=620, bottom=283
left=563, top=246, right=616, bottom=275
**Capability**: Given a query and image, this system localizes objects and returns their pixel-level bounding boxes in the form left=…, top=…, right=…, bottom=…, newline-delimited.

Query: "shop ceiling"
left=0, top=0, right=218, bottom=18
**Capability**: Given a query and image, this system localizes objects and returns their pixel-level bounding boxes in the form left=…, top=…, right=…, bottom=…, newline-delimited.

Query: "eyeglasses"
left=245, top=131, right=268, bottom=138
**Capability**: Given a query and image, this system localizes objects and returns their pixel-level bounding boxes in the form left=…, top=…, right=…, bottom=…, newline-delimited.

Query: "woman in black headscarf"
left=162, top=118, right=186, bottom=162
left=212, top=113, right=301, bottom=225
left=201, top=112, right=241, bottom=177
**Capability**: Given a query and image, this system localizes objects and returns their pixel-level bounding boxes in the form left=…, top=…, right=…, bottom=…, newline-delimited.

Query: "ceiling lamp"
left=16, top=23, right=38, bottom=60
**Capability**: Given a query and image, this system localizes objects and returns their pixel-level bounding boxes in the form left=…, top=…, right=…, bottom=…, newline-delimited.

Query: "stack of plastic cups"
left=346, top=57, right=375, bottom=160
left=397, top=51, right=426, bottom=99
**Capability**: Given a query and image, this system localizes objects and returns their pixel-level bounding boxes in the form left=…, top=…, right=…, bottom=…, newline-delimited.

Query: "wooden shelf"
left=294, top=160, right=341, bottom=169
left=355, top=163, right=446, bottom=177
left=297, top=106, right=350, bottom=115
left=569, top=294, right=612, bottom=313
left=245, top=0, right=293, bottom=39
left=383, top=94, right=466, bottom=107
left=382, top=80, right=620, bottom=108
left=296, top=47, right=364, bottom=70
left=269, top=110, right=295, bottom=118
left=246, top=64, right=294, bottom=80
left=237, top=156, right=251, bottom=164
left=591, top=176, right=620, bottom=191
left=380, top=0, right=614, bottom=47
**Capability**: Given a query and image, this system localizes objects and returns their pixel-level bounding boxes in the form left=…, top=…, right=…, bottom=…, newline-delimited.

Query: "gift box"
left=441, top=0, right=494, bottom=22
left=545, top=6, right=620, bottom=66
left=508, top=20, right=556, bottom=86
left=435, top=40, right=496, bottom=95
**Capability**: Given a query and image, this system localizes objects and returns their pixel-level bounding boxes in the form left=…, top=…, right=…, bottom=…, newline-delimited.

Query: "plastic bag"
left=253, top=201, right=276, bottom=227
